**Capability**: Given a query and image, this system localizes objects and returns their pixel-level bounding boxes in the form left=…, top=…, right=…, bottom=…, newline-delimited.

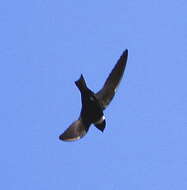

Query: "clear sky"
left=1, top=0, right=187, bottom=189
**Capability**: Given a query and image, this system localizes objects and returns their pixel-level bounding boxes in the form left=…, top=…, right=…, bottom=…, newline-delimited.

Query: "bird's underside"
left=59, top=49, right=128, bottom=142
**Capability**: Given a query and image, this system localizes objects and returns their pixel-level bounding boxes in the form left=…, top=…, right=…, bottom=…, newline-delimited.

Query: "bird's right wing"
left=96, top=49, right=128, bottom=109
left=59, top=120, right=89, bottom=141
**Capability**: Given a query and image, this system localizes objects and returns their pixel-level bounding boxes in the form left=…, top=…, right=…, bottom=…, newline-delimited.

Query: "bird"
left=59, top=49, right=128, bottom=141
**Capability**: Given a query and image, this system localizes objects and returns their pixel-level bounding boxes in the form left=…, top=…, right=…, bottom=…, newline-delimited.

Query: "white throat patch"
left=94, top=116, right=105, bottom=125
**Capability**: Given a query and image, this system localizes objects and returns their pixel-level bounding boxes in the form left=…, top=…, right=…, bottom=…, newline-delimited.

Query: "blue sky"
left=1, top=0, right=187, bottom=189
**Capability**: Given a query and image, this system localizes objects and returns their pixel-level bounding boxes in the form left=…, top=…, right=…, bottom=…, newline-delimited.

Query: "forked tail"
left=75, top=74, right=87, bottom=91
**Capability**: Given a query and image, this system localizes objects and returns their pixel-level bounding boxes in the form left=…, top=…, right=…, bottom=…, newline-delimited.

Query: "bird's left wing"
left=59, top=119, right=89, bottom=141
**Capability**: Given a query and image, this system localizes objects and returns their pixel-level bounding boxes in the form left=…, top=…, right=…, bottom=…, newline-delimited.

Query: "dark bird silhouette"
left=59, top=49, right=128, bottom=141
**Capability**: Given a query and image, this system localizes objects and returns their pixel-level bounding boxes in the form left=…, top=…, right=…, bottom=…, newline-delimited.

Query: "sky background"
left=0, top=0, right=187, bottom=189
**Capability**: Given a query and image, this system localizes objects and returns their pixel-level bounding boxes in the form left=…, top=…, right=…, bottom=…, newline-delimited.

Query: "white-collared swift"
left=59, top=49, right=128, bottom=141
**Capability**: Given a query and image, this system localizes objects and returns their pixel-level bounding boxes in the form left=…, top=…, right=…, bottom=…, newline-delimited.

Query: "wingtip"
left=59, top=120, right=87, bottom=142
left=123, top=49, right=128, bottom=56
left=119, top=49, right=128, bottom=63
left=59, top=135, right=81, bottom=142
left=59, top=134, right=65, bottom=141
left=59, top=133, right=82, bottom=142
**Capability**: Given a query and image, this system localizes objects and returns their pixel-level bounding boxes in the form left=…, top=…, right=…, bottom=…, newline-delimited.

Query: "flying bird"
left=59, top=49, right=128, bottom=141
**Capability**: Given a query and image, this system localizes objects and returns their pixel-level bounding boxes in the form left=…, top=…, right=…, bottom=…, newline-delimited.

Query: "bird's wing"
left=95, top=49, right=128, bottom=109
left=59, top=120, right=89, bottom=141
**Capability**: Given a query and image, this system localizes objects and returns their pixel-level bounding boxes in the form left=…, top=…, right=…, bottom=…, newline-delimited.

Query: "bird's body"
left=76, top=75, right=104, bottom=127
left=59, top=49, right=128, bottom=141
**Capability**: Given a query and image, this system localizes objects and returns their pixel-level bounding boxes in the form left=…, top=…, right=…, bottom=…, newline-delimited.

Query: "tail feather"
left=75, top=74, right=87, bottom=91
